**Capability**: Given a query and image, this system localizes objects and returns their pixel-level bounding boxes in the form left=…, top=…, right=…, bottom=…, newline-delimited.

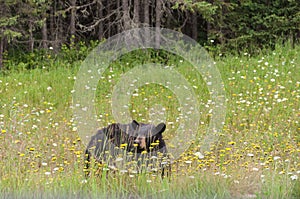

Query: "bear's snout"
left=134, top=137, right=146, bottom=149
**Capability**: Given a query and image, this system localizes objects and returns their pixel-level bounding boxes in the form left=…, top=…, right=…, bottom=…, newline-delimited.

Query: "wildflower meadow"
left=0, top=43, right=299, bottom=198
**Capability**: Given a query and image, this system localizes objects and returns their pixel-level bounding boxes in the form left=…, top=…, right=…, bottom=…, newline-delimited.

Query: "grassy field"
left=0, top=43, right=299, bottom=198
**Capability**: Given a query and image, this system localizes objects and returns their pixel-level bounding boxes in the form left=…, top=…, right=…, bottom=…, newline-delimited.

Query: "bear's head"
left=130, top=121, right=167, bottom=153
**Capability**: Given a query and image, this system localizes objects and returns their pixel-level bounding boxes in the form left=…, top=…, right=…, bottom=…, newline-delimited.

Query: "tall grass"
left=0, top=43, right=299, bottom=198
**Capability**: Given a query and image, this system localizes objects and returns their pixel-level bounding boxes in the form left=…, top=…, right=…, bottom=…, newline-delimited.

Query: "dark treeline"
left=0, top=0, right=299, bottom=69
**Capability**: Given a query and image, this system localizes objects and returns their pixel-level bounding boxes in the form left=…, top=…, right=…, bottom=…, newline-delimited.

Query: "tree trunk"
left=155, top=0, right=162, bottom=48
left=29, top=22, right=34, bottom=52
left=143, top=0, right=149, bottom=26
left=0, top=37, right=3, bottom=70
left=122, top=0, right=130, bottom=30
left=107, top=1, right=112, bottom=37
left=116, top=0, right=121, bottom=34
left=191, top=11, right=198, bottom=41
left=143, top=0, right=150, bottom=44
left=207, top=21, right=211, bottom=43
left=50, top=0, right=59, bottom=52
left=70, top=0, right=76, bottom=38
left=42, top=18, right=48, bottom=49
left=133, top=0, right=140, bottom=27
left=97, top=0, right=104, bottom=40
left=54, top=13, right=64, bottom=53
left=49, top=4, right=55, bottom=42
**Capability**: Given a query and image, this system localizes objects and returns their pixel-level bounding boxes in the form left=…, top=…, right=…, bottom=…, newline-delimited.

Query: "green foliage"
left=210, top=0, right=300, bottom=53
left=173, top=0, right=217, bottom=21
left=60, top=39, right=99, bottom=64
left=0, top=0, right=299, bottom=68
left=0, top=14, right=21, bottom=41
left=1, top=39, right=101, bottom=72
left=114, top=49, right=183, bottom=70
left=0, top=42, right=299, bottom=198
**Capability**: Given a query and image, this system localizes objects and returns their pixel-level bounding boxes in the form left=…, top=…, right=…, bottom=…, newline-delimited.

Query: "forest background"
left=0, top=0, right=299, bottom=69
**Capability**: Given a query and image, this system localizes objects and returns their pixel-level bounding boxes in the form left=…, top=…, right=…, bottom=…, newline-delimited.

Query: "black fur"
left=84, top=120, right=170, bottom=178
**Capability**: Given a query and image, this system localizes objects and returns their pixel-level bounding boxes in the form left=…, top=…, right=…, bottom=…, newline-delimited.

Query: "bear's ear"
left=154, top=123, right=166, bottom=135
left=131, top=120, right=139, bottom=130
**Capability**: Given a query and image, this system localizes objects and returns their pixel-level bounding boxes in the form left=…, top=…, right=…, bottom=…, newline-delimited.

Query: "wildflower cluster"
left=0, top=49, right=299, bottom=197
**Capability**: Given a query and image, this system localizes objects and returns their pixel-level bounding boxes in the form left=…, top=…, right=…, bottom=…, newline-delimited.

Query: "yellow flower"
left=15, top=140, right=21, bottom=144
left=120, top=143, right=128, bottom=147
left=1, top=129, right=6, bottom=134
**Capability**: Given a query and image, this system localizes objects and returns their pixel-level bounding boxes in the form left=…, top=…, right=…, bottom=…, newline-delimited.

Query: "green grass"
left=0, top=43, right=299, bottom=198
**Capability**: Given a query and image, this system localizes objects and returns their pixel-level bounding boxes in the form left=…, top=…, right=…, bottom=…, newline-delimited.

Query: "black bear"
left=132, top=122, right=170, bottom=177
left=84, top=120, right=170, bottom=177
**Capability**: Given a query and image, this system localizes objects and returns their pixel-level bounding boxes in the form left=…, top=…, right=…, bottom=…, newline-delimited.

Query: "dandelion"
left=120, top=143, right=128, bottom=148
